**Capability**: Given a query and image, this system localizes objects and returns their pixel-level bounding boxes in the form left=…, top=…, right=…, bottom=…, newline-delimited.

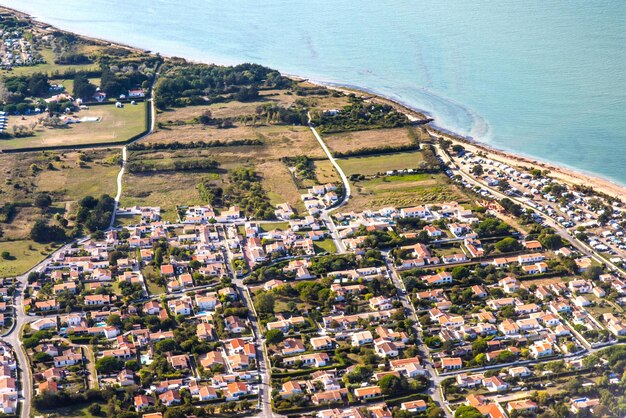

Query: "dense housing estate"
left=1, top=9, right=626, bottom=418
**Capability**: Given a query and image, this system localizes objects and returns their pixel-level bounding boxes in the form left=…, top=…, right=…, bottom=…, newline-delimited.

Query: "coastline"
left=3, top=5, right=626, bottom=201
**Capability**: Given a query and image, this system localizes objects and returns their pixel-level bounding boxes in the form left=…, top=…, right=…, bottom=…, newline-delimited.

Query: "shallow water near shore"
left=4, top=0, right=626, bottom=185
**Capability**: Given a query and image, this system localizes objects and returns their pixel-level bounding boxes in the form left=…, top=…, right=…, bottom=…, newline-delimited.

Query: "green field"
left=31, top=400, right=106, bottom=418
left=1, top=48, right=99, bottom=77
left=337, top=151, right=425, bottom=176
left=37, top=155, right=121, bottom=201
left=0, top=240, right=57, bottom=278
left=344, top=172, right=472, bottom=212
left=260, top=222, right=291, bottom=232
left=122, top=171, right=205, bottom=222
left=0, top=102, right=146, bottom=150
left=315, top=239, right=337, bottom=254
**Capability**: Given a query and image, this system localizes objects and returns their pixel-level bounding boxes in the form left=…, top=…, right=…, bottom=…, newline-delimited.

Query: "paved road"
left=383, top=255, right=452, bottom=417
left=217, top=226, right=280, bottom=418
left=307, top=113, right=350, bottom=254
left=434, top=142, right=625, bottom=275
left=110, top=145, right=127, bottom=228
left=109, top=71, right=159, bottom=228
left=4, top=238, right=84, bottom=418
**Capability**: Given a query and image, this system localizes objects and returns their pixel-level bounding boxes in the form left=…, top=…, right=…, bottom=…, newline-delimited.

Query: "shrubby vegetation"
left=310, top=95, right=409, bottom=133
left=127, top=158, right=219, bottom=173
left=128, top=138, right=262, bottom=151
left=283, top=155, right=317, bottom=181
left=75, top=194, right=115, bottom=232
left=154, top=61, right=291, bottom=109
left=197, top=167, right=274, bottom=220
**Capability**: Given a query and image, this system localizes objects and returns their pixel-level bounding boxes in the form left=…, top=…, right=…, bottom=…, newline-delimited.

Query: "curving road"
left=307, top=113, right=350, bottom=254
left=109, top=70, right=159, bottom=229
left=307, top=113, right=351, bottom=208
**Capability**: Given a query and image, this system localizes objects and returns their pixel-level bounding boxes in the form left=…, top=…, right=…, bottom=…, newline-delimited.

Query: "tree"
left=539, top=233, right=562, bottom=250
left=73, top=72, right=97, bottom=100
left=125, top=359, right=140, bottom=371
left=471, top=164, right=483, bottom=176
left=87, top=404, right=103, bottom=416
left=451, top=266, right=470, bottom=281
left=583, top=265, right=604, bottom=281
left=254, top=292, right=275, bottom=314
left=155, top=338, right=178, bottom=354
left=427, top=406, right=445, bottom=418
left=33, top=352, right=52, bottom=363
left=164, top=410, right=187, bottom=418
left=96, top=356, right=124, bottom=374
left=30, top=219, right=66, bottom=243
left=106, top=314, right=122, bottom=327
left=265, top=329, right=284, bottom=345
left=379, top=374, right=406, bottom=396
left=494, top=237, right=522, bottom=253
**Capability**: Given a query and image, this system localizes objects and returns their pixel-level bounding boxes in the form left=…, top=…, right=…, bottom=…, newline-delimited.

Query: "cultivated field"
left=337, top=151, right=426, bottom=176
left=0, top=103, right=146, bottom=150
left=325, top=127, right=416, bottom=154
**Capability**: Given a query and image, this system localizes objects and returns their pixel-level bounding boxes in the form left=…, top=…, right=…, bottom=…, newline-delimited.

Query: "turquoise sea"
left=4, top=0, right=626, bottom=184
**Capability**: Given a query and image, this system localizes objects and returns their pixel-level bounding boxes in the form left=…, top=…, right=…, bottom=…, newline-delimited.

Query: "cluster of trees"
left=73, top=71, right=97, bottom=100
left=76, top=194, right=115, bottom=232
left=309, top=254, right=357, bottom=275
left=128, top=138, right=262, bottom=151
left=310, top=96, right=409, bottom=133
left=4, top=72, right=50, bottom=100
left=334, top=143, right=421, bottom=159
left=155, top=62, right=290, bottom=109
left=99, top=62, right=150, bottom=98
left=54, top=52, right=91, bottom=65
left=473, top=217, right=511, bottom=237
left=500, top=197, right=524, bottom=217
left=127, top=158, right=219, bottom=173
left=253, top=103, right=308, bottom=125
left=30, top=218, right=66, bottom=243
left=354, top=225, right=405, bottom=249
left=283, top=155, right=317, bottom=180
left=198, top=167, right=275, bottom=220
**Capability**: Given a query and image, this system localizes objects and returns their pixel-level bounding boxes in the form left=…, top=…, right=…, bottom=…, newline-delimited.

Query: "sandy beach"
left=315, top=82, right=626, bottom=200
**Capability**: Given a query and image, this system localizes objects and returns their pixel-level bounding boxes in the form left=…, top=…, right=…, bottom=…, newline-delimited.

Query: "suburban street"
left=384, top=254, right=451, bottom=417
left=433, top=141, right=625, bottom=274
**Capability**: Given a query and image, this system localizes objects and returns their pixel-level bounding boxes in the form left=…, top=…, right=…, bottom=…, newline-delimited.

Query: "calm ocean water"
left=4, top=0, right=626, bottom=184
